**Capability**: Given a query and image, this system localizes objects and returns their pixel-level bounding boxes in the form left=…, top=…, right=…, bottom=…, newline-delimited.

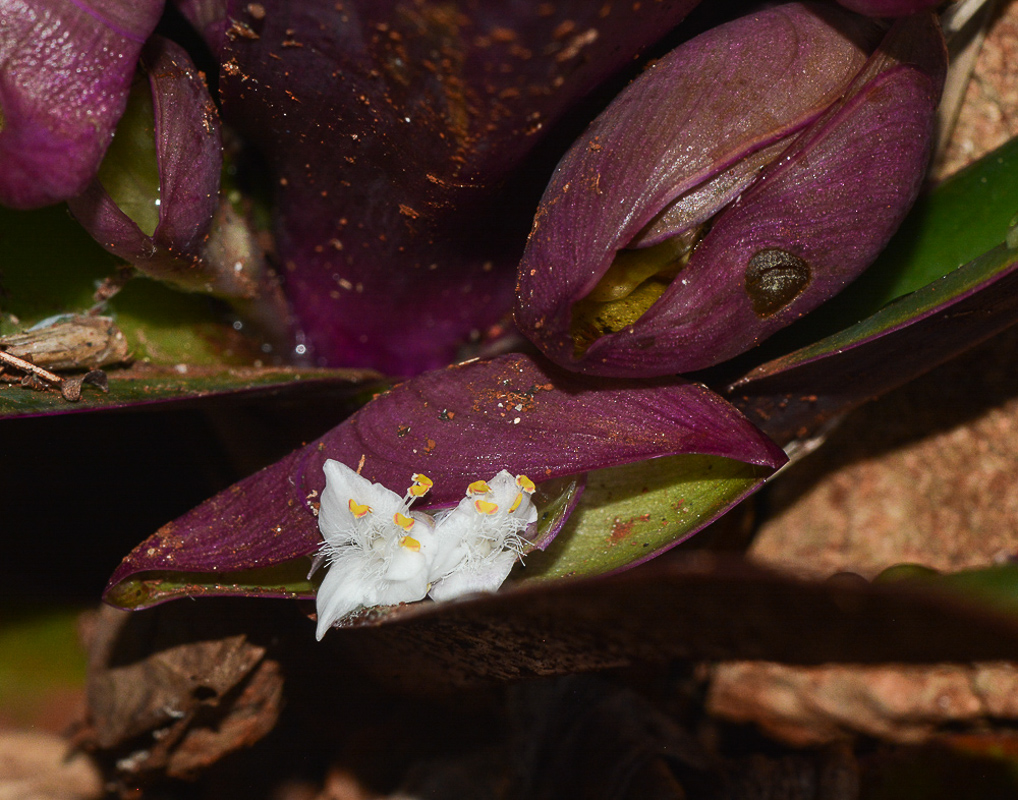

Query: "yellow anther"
left=393, top=512, right=416, bottom=531
left=467, top=480, right=491, bottom=496
left=516, top=474, right=536, bottom=494
left=399, top=535, right=421, bottom=552
left=408, top=473, right=433, bottom=498
left=348, top=499, right=372, bottom=518
left=474, top=499, right=499, bottom=515
left=509, top=492, right=523, bottom=513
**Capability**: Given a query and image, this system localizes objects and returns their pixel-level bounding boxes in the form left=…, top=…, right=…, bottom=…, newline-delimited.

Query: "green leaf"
left=763, top=133, right=1018, bottom=352
left=876, top=562, right=1018, bottom=618
left=105, top=559, right=317, bottom=610
left=0, top=363, right=380, bottom=418
left=517, top=454, right=771, bottom=582
left=107, top=276, right=270, bottom=365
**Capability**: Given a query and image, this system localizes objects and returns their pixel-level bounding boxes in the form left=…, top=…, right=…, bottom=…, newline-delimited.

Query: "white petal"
left=319, top=459, right=403, bottom=541
left=314, top=554, right=373, bottom=640
left=383, top=543, right=429, bottom=582
left=429, top=540, right=471, bottom=583
left=373, top=572, right=431, bottom=607
left=491, top=471, right=538, bottom=527
left=429, top=499, right=479, bottom=577
left=428, top=549, right=518, bottom=602
left=486, top=470, right=517, bottom=500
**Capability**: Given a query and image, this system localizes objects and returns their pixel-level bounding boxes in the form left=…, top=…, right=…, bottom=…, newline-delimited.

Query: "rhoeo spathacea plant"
left=7, top=0, right=1018, bottom=661
left=13, top=2, right=1018, bottom=789
left=91, top=2, right=1016, bottom=639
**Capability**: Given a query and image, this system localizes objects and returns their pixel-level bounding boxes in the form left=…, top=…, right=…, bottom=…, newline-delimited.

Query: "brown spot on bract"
left=745, top=249, right=811, bottom=318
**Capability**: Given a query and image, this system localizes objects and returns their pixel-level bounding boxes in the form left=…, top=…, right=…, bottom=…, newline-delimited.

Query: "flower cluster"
left=310, top=459, right=537, bottom=639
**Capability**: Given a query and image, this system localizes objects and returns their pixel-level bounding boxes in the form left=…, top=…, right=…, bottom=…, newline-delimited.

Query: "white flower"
left=311, top=460, right=537, bottom=639
left=428, top=471, right=537, bottom=602
left=310, top=461, right=438, bottom=640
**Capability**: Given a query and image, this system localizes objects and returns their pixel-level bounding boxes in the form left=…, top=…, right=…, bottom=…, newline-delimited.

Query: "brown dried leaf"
left=84, top=603, right=283, bottom=782
left=60, top=370, right=108, bottom=402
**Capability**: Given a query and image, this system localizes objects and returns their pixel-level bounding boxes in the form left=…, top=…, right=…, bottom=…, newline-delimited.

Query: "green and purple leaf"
left=0, top=363, right=378, bottom=419
left=104, top=353, right=785, bottom=609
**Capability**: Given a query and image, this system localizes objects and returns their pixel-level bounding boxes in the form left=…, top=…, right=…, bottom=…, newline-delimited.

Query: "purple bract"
left=104, top=352, right=785, bottom=596
left=515, top=3, right=947, bottom=377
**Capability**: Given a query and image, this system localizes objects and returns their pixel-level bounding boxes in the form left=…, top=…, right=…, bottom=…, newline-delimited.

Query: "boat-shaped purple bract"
left=515, top=3, right=946, bottom=377
left=104, top=352, right=785, bottom=596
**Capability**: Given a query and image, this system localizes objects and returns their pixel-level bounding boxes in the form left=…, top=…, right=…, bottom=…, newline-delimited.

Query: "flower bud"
left=515, top=3, right=946, bottom=377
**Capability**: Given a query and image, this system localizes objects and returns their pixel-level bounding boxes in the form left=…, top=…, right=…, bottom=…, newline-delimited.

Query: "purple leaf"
left=104, top=353, right=784, bottom=603
left=515, top=5, right=946, bottom=377
left=318, top=353, right=786, bottom=495
left=0, top=0, right=163, bottom=208
left=217, top=0, right=703, bottom=375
